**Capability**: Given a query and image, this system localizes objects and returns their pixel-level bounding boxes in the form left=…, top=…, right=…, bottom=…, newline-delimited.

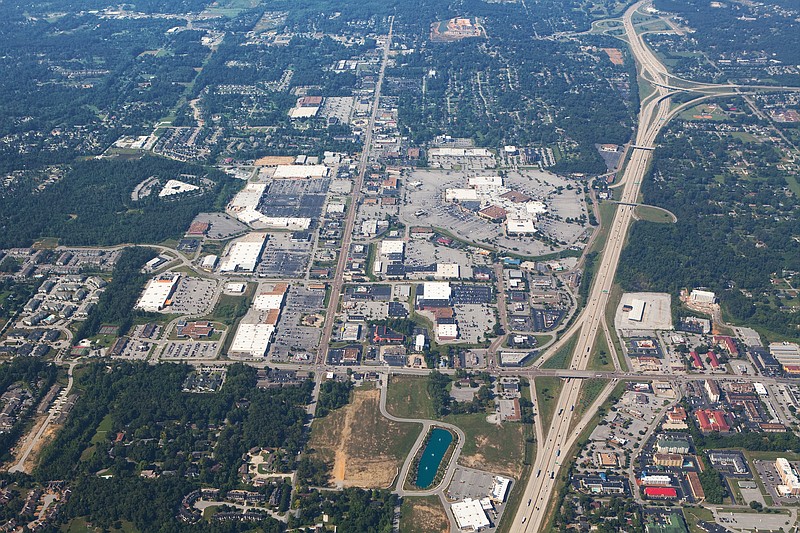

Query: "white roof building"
left=640, top=474, right=672, bottom=486
left=490, top=476, right=511, bottom=502
left=628, top=299, right=646, bottom=322
left=435, top=263, right=460, bottom=279
left=272, top=164, right=328, bottom=179
left=159, top=179, right=200, bottom=197
left=288, top=106, right=319, bottom=118
left=770, top=342, right=800, bottom=367
left=451, top=498, right=490, bottom=531
left=468, top=175, right=503, bottom=188
left=506, top=217, right=536, bottom=234
left=437, top=323, right=459, bottom=340
left=690, top=289, right=716, bottom=303
left=229, top=323, right=275, bottom=357
left=254, top=293, right=284, bottom=311
left=380, top=240, right=405, bottom=256
left=429, top=147, right=493, bottom=157
left=201, top=255, right=218, bottom=270
left=220, top=233, right=267, bottom=272
left=135, top=274, right=180, bottom=312
left=228, top=183, right=267, bottom=212
left=445, top=188, right=479, bottom=202
left=423, top=282, right=451, bottom=301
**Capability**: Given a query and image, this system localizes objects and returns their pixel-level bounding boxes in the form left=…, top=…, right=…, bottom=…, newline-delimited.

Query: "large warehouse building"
left=135, top=274, right=180, bottom=312
left=220, top=233, right=267, bottom=272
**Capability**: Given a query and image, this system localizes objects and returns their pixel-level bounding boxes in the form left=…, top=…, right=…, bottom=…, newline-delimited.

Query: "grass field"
left=634, top=204, right=675, bottom=223
left=683, top=506, right=715, bottom=533
left=309, top=386, right=420, bottom=488
left=399, top=496, right=449, bottom=533
left=535, top=376, right=564, bottom=440
left=443, top=413, right=525, bottom=479
left=89, top=413, right=113, bottom=445
left=587, top=329, right=614, bottom=371
left=541, top=330, right=579, bottom=369
left=571, top=379, right=610, bottom=431
left=604, top=284, right=627, bottom=370
left=384, top=376, right=526, bottom=478
left=385, top=375, right=436, bottom=419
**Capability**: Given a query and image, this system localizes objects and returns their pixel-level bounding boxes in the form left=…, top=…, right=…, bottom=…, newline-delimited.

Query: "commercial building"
left=422, top=281, right=452, bottom=301
left=272, top=164, right=329, bottom=179
left=776, top=458, right=800, bottom=496
left=628, top=299, right=646, bottom=322
left=643, top=487, right=678, bottom=500
left=490, top=476, right=511, bottom=502
left=654, top=454, right=683, bottom=467
left=451, top=498, right=491, bottom=531
left=229, top=323, right=275, bottom=357
left=640, top=475, right=672, bottom=486
left=201, top=255, right=218, bottom=271
left=253, top=284, right=288, bottom=311
left=690, top=289, right=716, bottom=304
left=656, top=437, right=690, bottom=454
left=769, top=342, right=800, bottom=372
left=696, top=409, right=730, bottom=433
left=705, top=380, right=721, bottom=402
left=595, top=452, right=618, bottom=468
left=135, top=274, right=180, bottom=312
left=437, top=322, right=459, bottom=340
left=435, top=263, right=460, bottom=279
left=686, top=471, right=705, bottom=501
left=579, top=476, right=626, bottom=495
left=159, top=179, right=200, bottom=197
left=220, top=233, right=267, bottom=272
left=380, top=240, right=405, bottom=256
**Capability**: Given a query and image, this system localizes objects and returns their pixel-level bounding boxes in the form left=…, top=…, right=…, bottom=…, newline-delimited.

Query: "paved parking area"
left=257, top=232, right=314, bottom=278
left=167, top=277, right=217, bottom=315
left=270, top=285, right=324, bottom=361
left=754, top=459, right=800, bottom=505
left=446, top=467, right=497, bottom=501
left=112, top=340, right=152, bottom=359
left=193, top=212, right=249, bottom=240
left=161, top=341, right=219, bottom=359
left=454, top=304, right=496, bottom=343
left=712, top=508, right=794, bottom=531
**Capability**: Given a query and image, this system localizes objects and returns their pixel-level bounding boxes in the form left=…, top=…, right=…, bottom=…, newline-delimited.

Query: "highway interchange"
left=11, top=2, right=800, bottom=530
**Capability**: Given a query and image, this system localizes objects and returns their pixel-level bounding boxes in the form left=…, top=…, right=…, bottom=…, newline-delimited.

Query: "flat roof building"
left=451, top=498, right=490, bottom=531
left=422, top=282, right=451, bottom=301
left=220, top=233, right=267, bottom=273
left=272, top=164, right=328, bottom=179
left=135, top=274, right=180, bottom=312
left=230, top=323, right=275, bottom=357
left=628, top=299, right=646, bottom=322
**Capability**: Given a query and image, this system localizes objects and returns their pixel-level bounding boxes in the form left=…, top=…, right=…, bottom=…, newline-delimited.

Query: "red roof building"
left=686, top=471, right=705, bottom=501
left=696, top=409, right=730, bottom=433
left=643, top=487, right=677, bottom=499
left=714, top=335, right=739, bottom=356
left=668, top=407, right=687, bottom=422
left=708, top=351, right=720, bottom=369
left=187, top=221, right=210, bottom=236
left=372, top=325, right=405, bottom=344
left=691, top=351, right=704, bottom=370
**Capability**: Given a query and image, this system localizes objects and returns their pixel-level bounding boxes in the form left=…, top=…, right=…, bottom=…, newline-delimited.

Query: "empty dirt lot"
left=309, top=386, right=421, bottom=489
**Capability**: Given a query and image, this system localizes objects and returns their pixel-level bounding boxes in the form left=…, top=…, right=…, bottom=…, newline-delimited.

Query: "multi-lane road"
left=513, top=2, right=692, bottom=530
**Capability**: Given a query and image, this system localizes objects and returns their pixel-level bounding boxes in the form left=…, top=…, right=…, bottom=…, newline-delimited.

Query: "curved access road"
left=377, top=375, right=466, bottom=499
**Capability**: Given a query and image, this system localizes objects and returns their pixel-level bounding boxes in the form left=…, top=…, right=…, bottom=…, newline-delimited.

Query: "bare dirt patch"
left=309, top=388, right=420, bottom=489
left=402, top=496, right=449, bottom=533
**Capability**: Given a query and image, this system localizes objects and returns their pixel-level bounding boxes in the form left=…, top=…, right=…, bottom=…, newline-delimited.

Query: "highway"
left=513, top=1, right=693, bottom=530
